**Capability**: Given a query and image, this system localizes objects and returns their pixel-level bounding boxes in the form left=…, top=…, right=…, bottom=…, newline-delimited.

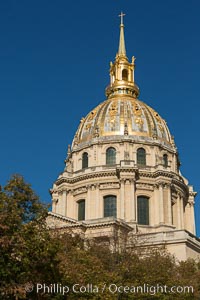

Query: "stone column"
left=176, top=195, right=181, bottom=229
left=52, top=199, right=57, bottom=213
left=62, top=190, right=67, bottom=217
left=57, top=192, right=62, bottom=215
left=159, top=184, right=164, bottom=224
left=167, top=185, right=172, bottom=225
left=86, top=185, right=91, bottom=220
left=124, top=179, right=131, bottom=222
left=188, top=187, right=197, bottom=235
left=184, top=200, right=195, bottom=235
left=130, top=179, right=136, bottom=222
left=180, top=196, right=184, bottom=229
left=190, top=202, right=196, bottom=234
left=119, top=179, right=125, bottom=219
left=153, top=184, right=159, bottom=226
left=95, top=184, right=100, bottom=219
left=67, top=190, right=75, bottom=219
left=184, top=202, right=190, bottom=232
left=74, top=153, right=78, bottom=171
left=172, top=201, right=176, bottom=227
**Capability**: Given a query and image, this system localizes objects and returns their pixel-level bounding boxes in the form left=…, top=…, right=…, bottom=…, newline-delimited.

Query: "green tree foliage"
left=56, top=236, right=200, bottom=300
left=1, top=174, right=200, bottom=300
left=0, top=175, right=61, bottom=299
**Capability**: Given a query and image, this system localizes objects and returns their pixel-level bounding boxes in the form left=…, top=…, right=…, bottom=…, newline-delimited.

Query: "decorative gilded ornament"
left=85, top=123, right=92, bottom=130
left=88, top=109, right=97, bottom=121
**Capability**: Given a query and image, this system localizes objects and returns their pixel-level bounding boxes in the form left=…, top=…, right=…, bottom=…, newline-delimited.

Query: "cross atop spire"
left=119, top=12, right=125, bottom=25
left=118, top=11, right=126, bottom=56
left=106, top=14, right=139, bottom=98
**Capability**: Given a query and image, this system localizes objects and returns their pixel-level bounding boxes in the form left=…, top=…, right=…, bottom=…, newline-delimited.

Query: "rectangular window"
left=106, top=148, right=116, bottom=165
left=78, top=200, right=85, bottom=221
left=104, top=195, right=116, bottom=218
left=137, top=196, right=149, bottom=225
left=137, top=148, right=146, bottom=166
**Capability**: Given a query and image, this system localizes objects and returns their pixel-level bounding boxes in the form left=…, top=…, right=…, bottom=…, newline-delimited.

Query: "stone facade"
left=47, top=17, right=200, bottom=261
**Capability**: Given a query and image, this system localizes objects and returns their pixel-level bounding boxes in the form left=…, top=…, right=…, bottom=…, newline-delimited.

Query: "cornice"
left=55, top=170, right=117, bottom=186
left=48, top=213, right=133, bottom=231
left=139, top=169, right=175, bottom=179
left=72, top=137, right=176, bottom=154
left=171, top=178, right=188, bottom=196
left=48, top=212, right=77, bottom=224
left=54, top=168, right=187, bottom=193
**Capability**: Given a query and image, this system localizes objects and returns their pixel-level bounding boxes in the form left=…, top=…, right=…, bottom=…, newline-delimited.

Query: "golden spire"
left=105, top=13, right=139, bottom=99
left=118, top=12, right=126, bottom=56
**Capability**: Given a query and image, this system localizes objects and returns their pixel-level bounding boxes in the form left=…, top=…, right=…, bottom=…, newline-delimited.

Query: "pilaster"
left=119, top=179, right=125, bottom=219
left=153, top=184, right=160, bottom=226
left=159, top=184, right=164, bottom=224
left=167, top=185, right=172, bottom=225
left=62, top=190, right=67, bottom=216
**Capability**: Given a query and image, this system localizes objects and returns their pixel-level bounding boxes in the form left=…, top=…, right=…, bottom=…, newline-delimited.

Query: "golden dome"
left=72, top=15, right=174, bottom=149
left=72, top=96, right=173, bottom=149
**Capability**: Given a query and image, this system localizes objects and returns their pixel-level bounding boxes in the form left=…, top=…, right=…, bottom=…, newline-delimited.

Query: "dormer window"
left=122, top=69, right=128, bottom=81
left=82, top=152, right=88, bottom=169
left=163, top=154, right=168, bottom=167
left=137, top=148, right=146, bottom=166
left=106, top=147, right=116, bottom=165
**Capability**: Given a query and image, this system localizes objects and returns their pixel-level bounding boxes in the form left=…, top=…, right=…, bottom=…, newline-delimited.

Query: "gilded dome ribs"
left=72, top=96, right=173, bottom=149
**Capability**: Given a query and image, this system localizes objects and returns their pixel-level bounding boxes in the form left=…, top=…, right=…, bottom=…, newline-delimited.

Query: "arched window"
left=137, top=196, right=149, bottom=225
left=122, top=69, right=128, bottom=81
left=104, top=195, right=116, bottom=218
left=163, top=154, right=168, bottom=167
left=137, top=148, right=146, bottom=166
left=106, top=147, right=116, bottom=165
left=78, top=200, right=85, bottom=221
left=82, top=152, right=88, bottom=169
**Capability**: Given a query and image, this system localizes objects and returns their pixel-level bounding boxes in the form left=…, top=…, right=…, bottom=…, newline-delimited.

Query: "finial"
left=119, top=12, right=125, bottom=25
left=118, top=12, right=126, bottom=56
left=67, top=144, right=71, bottom=156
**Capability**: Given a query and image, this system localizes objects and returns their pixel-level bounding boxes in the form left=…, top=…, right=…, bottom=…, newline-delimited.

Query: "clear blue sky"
left=0, top=0, right=199, bottom=235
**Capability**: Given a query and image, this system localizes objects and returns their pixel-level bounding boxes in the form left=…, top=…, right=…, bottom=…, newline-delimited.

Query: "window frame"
left=82, top=152, right=88, bottom=169
left=122, top=69, right=128, bottom=81
left=78, top=199, right=85, bottom=221
left=106, top=147, right=116, bottom=165
left=104, top=195, right=117, bottom=218
left=163, top=154, right=168, bottom=168
left=137, top=196, right=149, bottom=225
left=137, top=148, right=146, bottom=166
